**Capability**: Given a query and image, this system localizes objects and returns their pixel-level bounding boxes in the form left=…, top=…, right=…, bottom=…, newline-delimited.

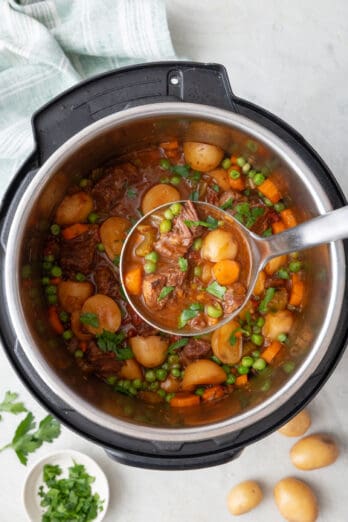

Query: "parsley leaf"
left=178, top=257, right=188, bottom=272
left=184, top=215, right=220, bottom=230
left=178, top=303, right=204, bottom=329
left=229, top=327, right=242, bottom=346
left=171, top=164, right=191, bottom=177
left=80, top=312, right=99, bottom=328
left=114, top=346, right=134, bottom=360
left=189, top=190, right=199, bottom=201
left=97, top=330, right=125, bottom=352
left=206, top=281, right=227, bottom=299
left=0, top=391, right=26, bottom=419
left=158, top=286, right=175, bottom=301
left=220, top=197, right=233, bottom=210
left=258, top=287, right=276, bottom=314
left=212, top=184, right=220, bottom=193
left=168, top=338, right=189, bottom=354
left=126, top=187, right=138, bottom=199
left=0, top=412, right=61, bottom=465
left=113, top=254, right=120, bottom=266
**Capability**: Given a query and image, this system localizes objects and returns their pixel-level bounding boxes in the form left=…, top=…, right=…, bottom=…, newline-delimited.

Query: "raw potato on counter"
left=227, top=480, right=263, bottom=515
left=290, top=434, right=339, bottom=470
left=274, top=477, right=318, bottom=522
left=278, top=409, right=311, bottom=437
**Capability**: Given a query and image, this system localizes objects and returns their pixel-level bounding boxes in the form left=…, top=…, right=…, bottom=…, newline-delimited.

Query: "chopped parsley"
left=158, top=286, right=175, bottom=301
left=178, top=257, right=188, bottom=272
left=80, top=313, right=99, bottom=328
left=113, top=254, right=120, bottom=266
left=168, top=338, right=189, bottom=354
left=0, top=391, right=26, bottom=419
left=258, top=287, right=276, bottom=314
left=229, top=327, right=242, bottom=345
left=189, top=190, right=199, bottom=201
left=178, top=303, right=204, bottom=329
left=171, top=164, right=191, bottom=177
left=184, top=215, right=221, bottom=230
left=126, top=187, right=138, bottom=199
left=206, top=281, right=227, bottom=299
left=96, top=330, right=133, bottom=359
left=220, top=197, right=233, bottom=210
left=212, top=184, right=220, bottom=193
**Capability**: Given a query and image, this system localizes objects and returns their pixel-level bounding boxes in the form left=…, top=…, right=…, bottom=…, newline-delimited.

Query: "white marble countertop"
left=1, top=1, right=348, bottom=520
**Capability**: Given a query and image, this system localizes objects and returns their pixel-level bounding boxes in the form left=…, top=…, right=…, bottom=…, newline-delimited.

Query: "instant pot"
left=1, top=62, right=347, bottom=469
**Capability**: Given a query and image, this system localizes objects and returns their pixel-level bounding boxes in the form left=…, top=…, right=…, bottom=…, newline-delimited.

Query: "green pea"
left=206, top=304, right=223, bottom=318
left=251, top=350, right=260, bottom=358
left=123, top=380, right=131, bottom=389
left=51, top=266, right=62, bottom=278
left=106, top=376, right=117, bottom=385
left=221, top=158, right=231, bottom=170
left=62, top=330, right=73, bottom=340
left=237, top=365, right=249, bottom=375
left=41, top=277, right=50, bottom=286
left=278, top=333, right=288, bottom=343
left=132, top=379, right=143, bottom=389
left=161, top=362, right=169, bottom=371
left=236, top=156, right=246, bottom=167
left=274, top=202, right=285, bottom=212
left=242, top=162, right=251, bottom=174
left=50, top=224, right=61, bottom=236
left=253, top=358, right=267, bottom=371
left=75, top=272, right=86, bottom=282
left=79, top=178, right=89, bottom=188
left=128, top=386, right=137, bottom=396
left=145, top=370, right=156, bottom=382
left=160, top=177, right=169, bottom=183
left=222, top=364, right=230, bottom=374
left=74, top=349, right=84, bottom=358
left=277, top=268, right=289, bottom=279
left=170, top=202, right=182, bottom=215
left=168, top=354, right=179, bottom=365
left=261, top=379, right=271, bottom=392
left=45, top=285, right=57, bottom=295
left=144, top=261, right=156, bottom=274
left=256, top=317, right=265, bottom=328
left=149, top=382, right=159, bottom=391
left=195, top=387, right=205, bottom=396
left=88, top=212, right=99, bottom=224
left=229, top=169, right=241, bottom=180
left=248, top=169, right=256, bottom=179
left=289, top=260, right=302, bottom=273
left=97, top=243, right=105, bottom=252
left=170, top=176, right=181, bottom=186
left=282, top=361, right=296, bottom=374
left=156, top=368, right=167, bottom=381
left=251, top=333, right=264, bottom=346
left=44, top=254, right=55, bottom=263
left=253, top=173, right=265, bottom=186
left=145, top=251, right=159, bottom=263
left=59, top=311, right=69, bottom=323
left=42, top=261, right=52, bottom=271
left=47, top=295, right=57, bottom=305
left=171, top=368, right=181, bottom=378
left=226, top=374, right=236, bottom=385
left=263, top=197, right=273, bottom=207
left=193, top=238, right=203, bottom=250
left=157, top=389, right=166, bottom=398
left=164, top=208, right=174, bottom=220
left=160, top=158, right=171, bottom=170
left=194, top=266, right=202, bottom=277
left=241, top=356, right=254, bottom=367
left=160, top=219, right=172, bottom=233
left=252, top=326, right=261, bottom=334
left=165, top=392, right=175, bottom=403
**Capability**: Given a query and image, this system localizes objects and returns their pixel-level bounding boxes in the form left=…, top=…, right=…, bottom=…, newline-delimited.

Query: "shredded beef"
left=180, top=338, right=212, bottom=367
left=86, top=341, right=122, bottom=377
left=219, top=190, right=247, bottom=208
left=60, top=225, right=99, bottom=274
left=205, top=185, right=219, bottom=206
left=91, top=163, right=137, bottom=212
left=94, top=265, right=121, bottom=300
left=223, top=282, right=247, bottom=314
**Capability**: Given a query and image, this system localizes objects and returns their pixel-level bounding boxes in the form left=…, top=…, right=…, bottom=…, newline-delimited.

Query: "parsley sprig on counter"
left=39, top=462, right=104, bottom=521
left=0, top=391, right=26, bottom=419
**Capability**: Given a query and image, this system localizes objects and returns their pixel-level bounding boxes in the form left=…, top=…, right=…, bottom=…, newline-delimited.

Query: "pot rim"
left=4, top=102, right=345, bottom=442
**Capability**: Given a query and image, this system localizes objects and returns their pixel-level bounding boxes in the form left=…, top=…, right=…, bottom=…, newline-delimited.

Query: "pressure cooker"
left=0, top=62, right=347, bottom=469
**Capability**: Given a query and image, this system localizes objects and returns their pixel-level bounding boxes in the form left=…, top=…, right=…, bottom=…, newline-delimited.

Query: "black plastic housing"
left=0, top=62, right=347, bottom=470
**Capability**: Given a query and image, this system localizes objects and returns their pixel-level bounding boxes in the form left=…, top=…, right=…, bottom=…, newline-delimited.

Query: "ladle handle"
left=261, top=205, right=348, bottom=259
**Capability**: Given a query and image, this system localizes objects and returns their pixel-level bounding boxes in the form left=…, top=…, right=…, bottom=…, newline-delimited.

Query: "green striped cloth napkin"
left=0, top=0, right=176, bottom=191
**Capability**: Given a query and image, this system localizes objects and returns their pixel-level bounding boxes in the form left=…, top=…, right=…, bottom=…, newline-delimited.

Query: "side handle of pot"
left=32, top=61, right=238, bottom=164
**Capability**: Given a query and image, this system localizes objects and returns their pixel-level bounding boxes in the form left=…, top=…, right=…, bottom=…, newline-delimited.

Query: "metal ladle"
left=120, top=200, right=348, bottom=336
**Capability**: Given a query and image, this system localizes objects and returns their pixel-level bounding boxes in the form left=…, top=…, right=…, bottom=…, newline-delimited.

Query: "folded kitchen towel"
left=0, top=0, right=176, bottom=192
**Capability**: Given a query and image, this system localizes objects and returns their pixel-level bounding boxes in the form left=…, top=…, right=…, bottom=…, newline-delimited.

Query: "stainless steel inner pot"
left=4, top=102, right=345, bottom=443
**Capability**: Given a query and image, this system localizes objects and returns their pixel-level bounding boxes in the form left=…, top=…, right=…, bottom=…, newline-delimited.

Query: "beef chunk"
left=86, top=341, right=122, bottom=377
left=60, top=225, right=99, bottom=274
left=142, top=273, right=167, bottom=310
left=95, top=265, right=121, bottom=300
left=223, top=282, right=247, bottom=314
left=154, top=201, right=202, bottom=258
left=180, top=338, right=212, bottom=367
left=165, top=267, right=187, bottom=287
left=219, top=190, right=247, bottom=208
left=205, top=185, right=219, bottom=206
left=250, top=207, right=271, bottom=236
left=91, top=163, right=137, bottom=212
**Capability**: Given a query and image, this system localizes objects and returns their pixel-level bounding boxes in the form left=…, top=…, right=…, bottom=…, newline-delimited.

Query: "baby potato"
left=264, top=255, right=288, bottom=275
left=208, top=168, right=230, bottom=191
left=119, top=358, right=143, bottom=380
left=181, top=359, right=226, bottom=391
left=201, top=229, right=238, bottom=263
left=290, top=434, right=339, bottom=470
left=211, top=320, right=243, bottom=364
left=253, top=270, right=266, bottom=296
left=99, top=217, right=130, bottom=261
left=129, top=335, right=168, bottom=368
left=81, top=294, right=121, bottom=334
left=58, top=281, right=94, bottom=313
left=55, top=192, right=93, bottom=226
left=262, top=310, right=294, bottom=340
left=183, top=141, right=224, bottom=172
left=274, top=477, right=318, bottom=522
left=141, top=184, right=180, bottom=214
left=278, top=409, right=311, bottom=437
left=227, top=480, right=263, bottom=516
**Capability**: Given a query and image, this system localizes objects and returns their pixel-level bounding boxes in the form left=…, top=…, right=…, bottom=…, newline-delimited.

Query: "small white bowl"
left=22, top=449, right=109, bottom=522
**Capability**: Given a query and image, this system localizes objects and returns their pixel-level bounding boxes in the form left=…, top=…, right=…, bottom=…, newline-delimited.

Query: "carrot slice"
left=258, top=178, right=281, bottom=203
left=289, top=273, right=304, bottom=307
left=170, top=393, right=200, bottom=408
left=272, top=221, right=286, bottom=234
left=230, top=155, right=239, bottom=164
left=79, top=341, right=88, bottom=352
left=202, top=385, right=225, bottom=402
left=280, top=209, right=297, bottom=229
left=212, top=259, right=240, bottom=285
left=262, top=341, right=281, bottom=364
left=124, top=266, right=143, bottom=295
left=235, top=374, right=248, bottom=387
left=62, top=223, right=89, bottom=240
left=160, top=140, right=179, bottom=150
left=48, top=306, right=64, bottom=335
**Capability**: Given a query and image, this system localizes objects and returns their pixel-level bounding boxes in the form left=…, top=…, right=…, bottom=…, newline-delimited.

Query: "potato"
left=262, top=310, right=294, bottom=340
left=99, top=217, right=130, bottom=261
left=278, top=409, right=311, bottom=437
left=182, top=360, right=226, bottom=391
left=55, top=192, right=93, bottom=225
left=201, top=230, right=238, bottom=263
left=183, top=141, right=224, bottom=172
left=290, top=434, right=339, bottom=470
left=58, top=281, right=94, bottom=313
left=211, top=320, right=243, bottom=364
left=141, top=184, right=180, bottom=214
left=130, top=335, right=168, bottom=368
left=208, top=168, right=230, bottom=191
left=274, top=477, right=318, bottom=522
left=81, top=294, right=121, bottom=334
left=253, top=270, right=266, bottom=296
left=201, top=262, right=213, bottom=284
left=227, top=480, right=263, bottom=516
left=119, top=359, right=143, bottom=380
left=264, top=255, right=288, bottom=275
